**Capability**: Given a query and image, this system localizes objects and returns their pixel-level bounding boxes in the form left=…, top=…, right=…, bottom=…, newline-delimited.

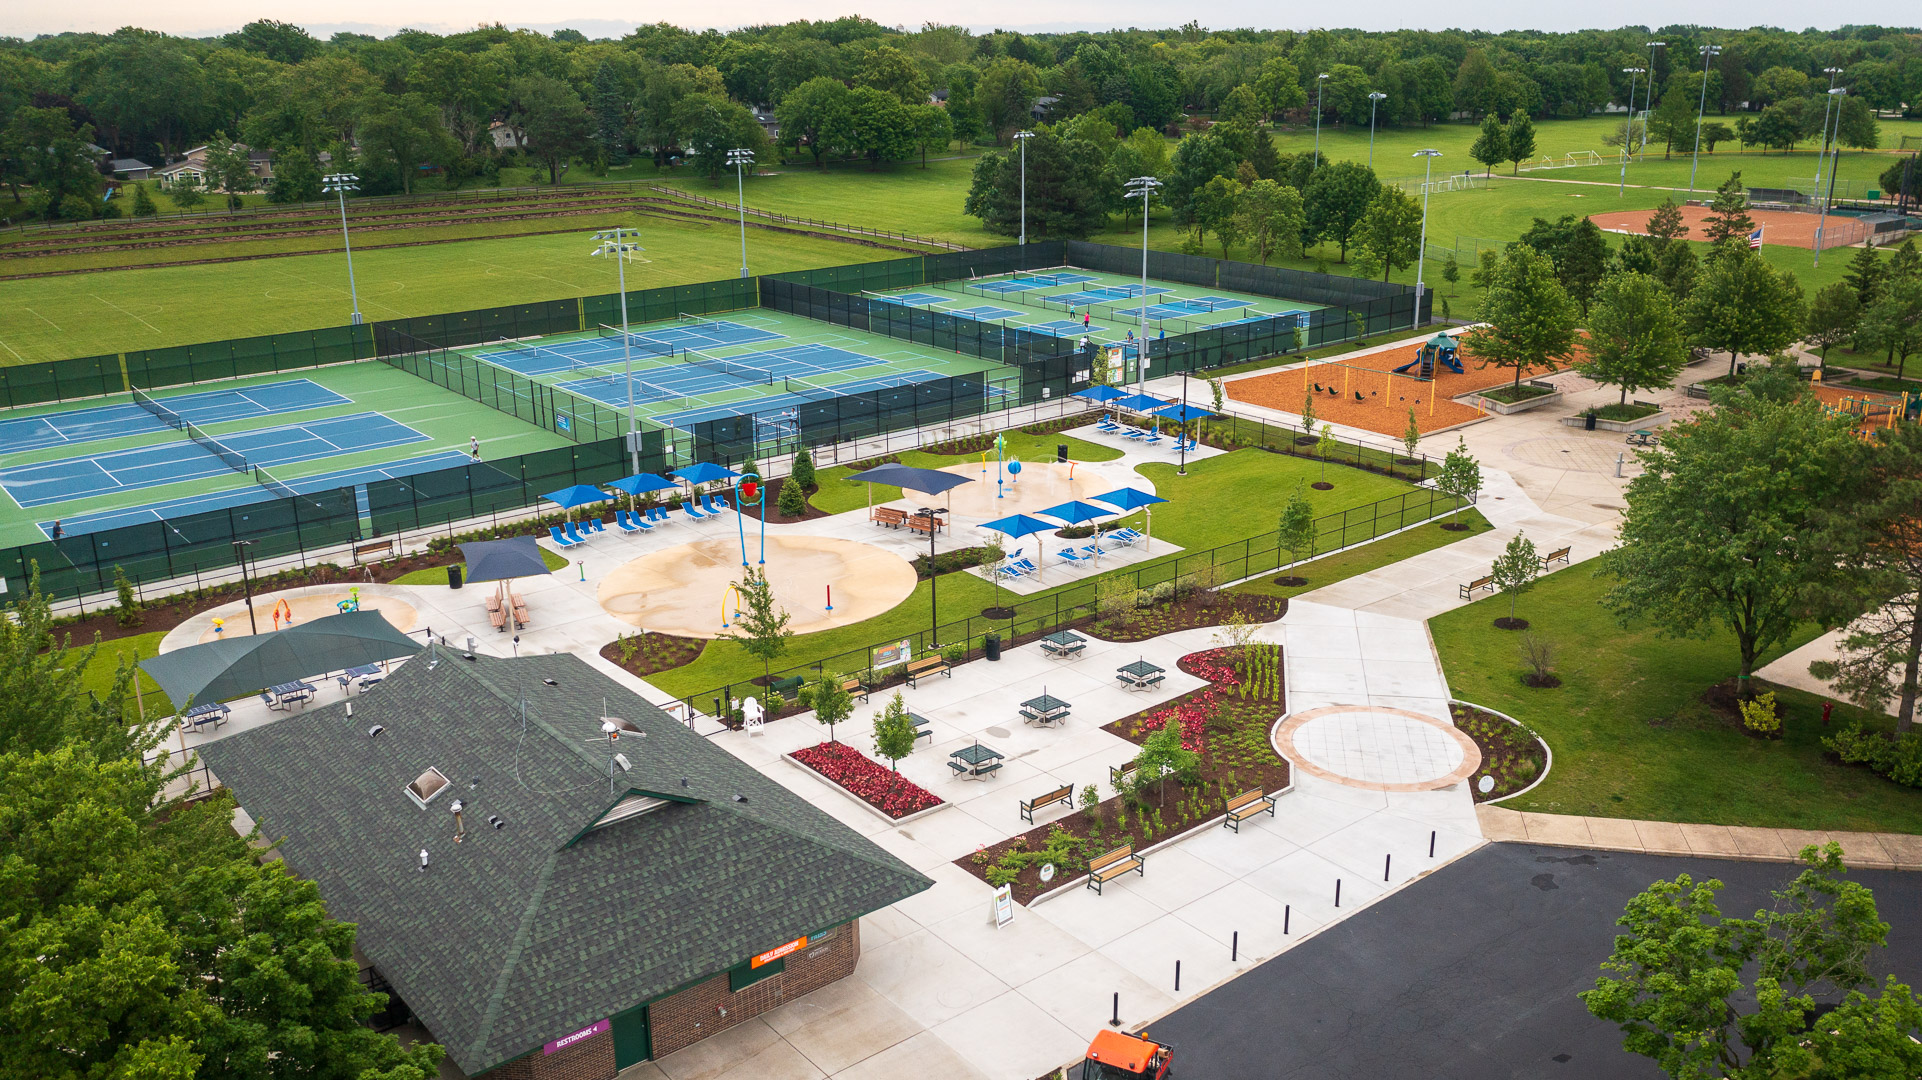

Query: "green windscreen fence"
left=363, top=437, right=647, bottom=538
left=690, top=372, right=992, bottom=465
left=0, top=325, right=377, bottom=410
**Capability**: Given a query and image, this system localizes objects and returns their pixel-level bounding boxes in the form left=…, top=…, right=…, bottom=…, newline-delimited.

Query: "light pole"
left=1313, top=74, right=1329, bottom=170
left=1640, top=42, right=1666, bottom=151
left=1811, top=67, right=1844, bottom=202
left=1687, top=44, right=1722, bottom=200
left=1013, top=130, right=1034, bottom=245
left=1412, top=149, right=1442, bottom=332
left=321, top=173, right=362, bottom=325
left=725, top=148, right=754, bottom=277
left=1618, top=68, right=1644, bottom=196
left=591, top=228, right=646, bottom=473
left=1124, top=175, right=1161, bottom=389
left=1367, top=92, right=1387, bottom=169
left=231, top=539, right=256, bottom=634
left=1814, top=87, right=1849, bottom=268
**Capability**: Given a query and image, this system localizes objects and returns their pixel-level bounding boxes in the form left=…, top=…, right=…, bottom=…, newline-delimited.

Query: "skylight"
left=406, top=767, right=451, bottom=809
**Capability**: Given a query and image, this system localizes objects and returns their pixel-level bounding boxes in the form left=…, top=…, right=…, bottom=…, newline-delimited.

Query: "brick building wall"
left=647, top=921, right=861, bottom=1059
left=481, top=1023, right=616, bottom=1080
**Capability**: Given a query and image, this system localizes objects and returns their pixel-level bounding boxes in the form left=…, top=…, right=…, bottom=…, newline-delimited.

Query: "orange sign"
left=751, top=936, right=807, bottom=968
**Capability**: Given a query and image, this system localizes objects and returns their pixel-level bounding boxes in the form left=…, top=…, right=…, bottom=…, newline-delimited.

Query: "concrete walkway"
left=1475, top=804, right=1922, bottom=871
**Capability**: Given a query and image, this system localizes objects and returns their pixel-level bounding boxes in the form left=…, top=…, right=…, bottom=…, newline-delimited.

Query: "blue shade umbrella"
left=540, top=485, right=607, bottom=512
left=1089, top=488, right=1167, bottom=512
left=605, top=473, right=677, bottom=496
left=1111, top=393, right=1169, bottom=413
left=845, top=463, right=974, bottom=496
left=978, top=512, right=1061, bottom=582
left=1153, top=402, right=1214, bottom=423
left=674, top=461, right=739, bottom=486
left=1036, top=500, right=1116, bottom=526
left=1073, top=385, right=1128, bottom=402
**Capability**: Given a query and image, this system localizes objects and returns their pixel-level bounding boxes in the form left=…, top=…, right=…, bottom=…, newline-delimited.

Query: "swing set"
left=1302, top=359, right=1443, bottom=416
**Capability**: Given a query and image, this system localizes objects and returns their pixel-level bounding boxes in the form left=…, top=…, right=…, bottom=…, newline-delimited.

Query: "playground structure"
left=1393, top=334, right=1466, bottom=380
left=1817, top=385, right=1922, bottom=436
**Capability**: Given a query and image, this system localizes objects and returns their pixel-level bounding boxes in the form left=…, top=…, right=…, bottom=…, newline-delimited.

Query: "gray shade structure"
left=196, top=652, right=931, bottom=1077
left=458, top=536, right=553, bottom=585
left=140, top=610, right=422, bottom=706
left=844, top=462, right=974, bottom=496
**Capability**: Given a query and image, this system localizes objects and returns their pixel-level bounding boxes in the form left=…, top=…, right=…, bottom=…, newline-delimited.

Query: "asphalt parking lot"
left=1148, top=843, right=1922, bottom=1079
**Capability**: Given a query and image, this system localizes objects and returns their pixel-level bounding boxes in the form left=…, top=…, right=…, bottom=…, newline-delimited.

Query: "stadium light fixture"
left=1814, top=87, right=1849, bottom=269
left=1367, top=92, right=1388, bottom=169
left=591, top=228, right=646, bottom=472
left=1687, top=44, right=1722, bottom=199
left=1641, top=43, right=1666, bottom=151
left=1124, top=176, right=1162, bottom=390
left=1618, top=68, right=1645, bottom=196
left=725, top=148, right=754, bottom=278
left=1412, top=150, right=1442, bottom=332
left=320, top=173, right=362, bottom=326
left=1013, top=131, right=1035, bottom=245
left=1812, top=68, right=1846, bottom=199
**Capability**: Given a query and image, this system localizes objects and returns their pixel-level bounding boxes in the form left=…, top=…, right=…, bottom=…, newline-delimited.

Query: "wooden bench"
left=353, top=538, right=395, bottom=562
left=1539, top=546, right=1571, bottom=570
left=841, top=679, right=869, bottom=704
left=905, top=515, right=940, bottom=535
left=1109, top=760, right=1140, bottom=788
left=1087, top=843, right=1144, bottom=894
left=1020, top=783, right=1075, bottom=824
left=1458, top=575, right=1495, bottom=600
left=489, top=608, right=507, bottom=631
left=1223, top=788, right=1276, bottom=832
left=872, top=506, right=909, bottom=528
left=905, top=656, right=950, bottom=687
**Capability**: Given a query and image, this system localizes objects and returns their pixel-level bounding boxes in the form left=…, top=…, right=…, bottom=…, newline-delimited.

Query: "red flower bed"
left=1126, top=647, right=1243, bottom=753
left=792, top=741, right=943, bottom=819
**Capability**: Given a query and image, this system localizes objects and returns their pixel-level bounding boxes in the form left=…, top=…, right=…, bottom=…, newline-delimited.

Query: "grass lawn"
left=390, top=546, right=569, bottom=586
left=652, top=446, right=1426, bottom=697
left=55, top=629, right=176, bottom=717
left=0, top=217, right=886, bottom=363
left=1235, top=507, right=1493, bottom=599
left=1431, top=565, right=1922, bottom=833
left=808, top=430, right=1123, bottom=515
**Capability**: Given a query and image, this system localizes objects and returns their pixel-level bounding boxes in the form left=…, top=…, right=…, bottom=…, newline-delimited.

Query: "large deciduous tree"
left=1463, top=245, right=1579, bottom=390
left=1353, top=186, right=1423, bottom=283
left=1684, top=242, right=1806, bottom=378
left=1603, top=390, right=1859, bottom=692
left=1302, top=160, right=1380, bottom=262
left=1469, top=112, right=1507, bottom=177
left=509, top=74, right=591, bottom=184
left=1581, top=271, right=1689, bottom=405
left=1233, top=178, right=1306, bottom=265
left=776, top=77, right=851, bottom=167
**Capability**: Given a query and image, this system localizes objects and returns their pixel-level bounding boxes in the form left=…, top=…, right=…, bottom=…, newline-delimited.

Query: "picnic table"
left=336, top=663, right=385, bottom=693
left=1117, top=660, right=1166, bottom=691
left=264, top=681, right=317, bottom=710
left=948, top=742, right=1004, bottom=780
left=1020, top=693, right=1072, bottom=726
left=1040, top=630, right=1087, bottom=658
left=180, top=701, right=230, bottom=731
left=1626, top=429, right=1659, bottom=447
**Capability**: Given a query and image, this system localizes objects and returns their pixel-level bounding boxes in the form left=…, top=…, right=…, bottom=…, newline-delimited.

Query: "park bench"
left=872, top=506, right=908, bottom=528
left=841, top=678, right=870, bottom=704
left=1019, top=783, right=1075, bottom=824
left=353, top=538, right=395, bottom=562
left=1539, top=546, right=1571, bottom=570
left=1087, top=843, right=1145, bottom=894
left=1109, top=760, right=1140, bottom=788
left=906, top=514, right=942, bottom=535
left=905, top=655, right=950, bottom=687
left=1458, top=575, right=1496, bottom=600
left=1223, top=788, right=1277, bottom=832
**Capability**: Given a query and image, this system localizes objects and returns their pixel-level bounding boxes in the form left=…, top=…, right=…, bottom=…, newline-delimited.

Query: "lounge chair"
left=1122, top=427, right=1147, bottom=440
left=991, top=562, right=1027, bottom=582
left=1142, top=430, right=1163, bottom=444
left=709, top=492, right=732, bottom=511
left=549, top=524, right=577, bottom=548
left=615, top=510, right=640, bottom=533
left=585, top=517, right=605, bottom=534
left=681, top=502, right=706, bottom=522
left=1107, top=528, right=1143, bottom=546
left=1012, top=557, right=1039, bottom=575
left=563, top=521, right=587, bottom=545
left=1057, top=547, right=1091, bottom=565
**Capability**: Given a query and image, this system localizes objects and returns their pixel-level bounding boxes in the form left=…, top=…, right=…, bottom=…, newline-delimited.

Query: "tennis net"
left=253, top=464, right=300, bottom=500
left=683, top=348, right=773, bottom=386
left=132, top=386, right=185, bottom=430
left=596, top=324, right=678, bottom=360
left=677, top=312, right=730, bottom=334
left=782, top=374, right=840, bottom=400
left=183, top=417, right=250, bottom=476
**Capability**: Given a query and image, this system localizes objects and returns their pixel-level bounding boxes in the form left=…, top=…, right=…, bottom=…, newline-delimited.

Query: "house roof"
left=197, top=651, right=930, bottom=1076
left=156, top=160, right=204, bottom=175
left=110, top=158, right=151, bottom=172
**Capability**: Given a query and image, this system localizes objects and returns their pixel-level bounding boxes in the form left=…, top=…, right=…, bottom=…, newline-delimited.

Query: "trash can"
left=1057, top=444, right=1069, bottom=463
left=1584, top=412, right=1597, bottom=432
left=984, top=632, right=1002, bottom=661
left=447, top=564, right=463, bottom=590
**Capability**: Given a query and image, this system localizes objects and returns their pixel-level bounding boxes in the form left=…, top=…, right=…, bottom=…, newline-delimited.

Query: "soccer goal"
left=1566, top=151, right=1603, bottom=167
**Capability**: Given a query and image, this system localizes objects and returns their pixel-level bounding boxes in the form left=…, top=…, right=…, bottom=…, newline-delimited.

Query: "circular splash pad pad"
left=597, top=534, right=917, bottom=639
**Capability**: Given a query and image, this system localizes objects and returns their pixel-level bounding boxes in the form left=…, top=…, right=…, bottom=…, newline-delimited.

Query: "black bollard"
left=1284, top=905, right=1290, bottom=934
left=1232, top=931, right=1239, bottom=961
left=1335, top=879, right=1342, bottom=907
left=1110, top=992, right=1121, bottom=1027
left=1174, top=960, right=1181, bottom=992
left=1430, top=830, right=1436, bottom=858
left=1385, top=853, right=1392, bottom=881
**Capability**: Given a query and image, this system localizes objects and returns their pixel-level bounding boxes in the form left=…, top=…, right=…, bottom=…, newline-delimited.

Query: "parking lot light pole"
left=1618, top=68, right=1643, bottom=196
left=232, top=539, right=256, bottom=634
left=1640, top=42, right=1666, bottom=152
left=1014, top=131, right=1034, bottom=244
left=1124, top=176, right=1161, bottom=389
left=1313, top=74, right=1329, bottom=169
left=1687, top=44, right=1722, bottom=200
left=1412, top=150, right=1442, bottom=331
left=1367, top=93, right=1387, bottom=168
left=320, top=173, right=362, bottom=325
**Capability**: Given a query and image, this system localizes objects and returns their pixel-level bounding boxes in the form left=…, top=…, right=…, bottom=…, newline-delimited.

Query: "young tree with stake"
left=1489, top=532, right=1540, bottom=629
left=1277, top=483, right=1316, bottom=578
left=809, top=671, right=854, bottom=744
left=871, top=692, right=918, bottom=772
left=722, top=568, right=793, bottom=684
left=1437, top=437, right=1482, bottom=506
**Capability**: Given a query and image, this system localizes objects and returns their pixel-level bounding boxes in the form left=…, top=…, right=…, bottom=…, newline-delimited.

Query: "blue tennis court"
left=1012, top=271, right=1096, bottom=286
left=0, top=379, right=350, bottom=456
left=970, top=279, right=1050, bottom=295
left=648, top=370, right=947, bottom=431
left=950, top=305, right=1025, bottom=321
left=872, top=292, right=950, bottom=307
left=1053, top=285, right=1173, bottom=307
left=1025, top=320, right=1102, bottom=337
left=37, top=450, right=476, bottom=538
left=476, top=321, right=784, bottom=378
left=1, top=412, right=430, bottom=508
left=557, top=362, right=750, bottom=409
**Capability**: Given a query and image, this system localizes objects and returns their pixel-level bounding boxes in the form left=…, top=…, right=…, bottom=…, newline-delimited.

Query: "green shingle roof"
left=197, top=650, right=931, bottom=1076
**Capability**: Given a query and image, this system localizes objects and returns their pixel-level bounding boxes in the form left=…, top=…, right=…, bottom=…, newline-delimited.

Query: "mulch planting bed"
left=602, top=632, right=707, bottom=678
left=792, top=741, right=943, bottom=819
left=1085, top=592, right=1287, bottom=644
left=758, top=478, right=831, bottom=523
left=955, top=645, right=1289, bottom=905
left=1451, top=702, right=1548, bottom=802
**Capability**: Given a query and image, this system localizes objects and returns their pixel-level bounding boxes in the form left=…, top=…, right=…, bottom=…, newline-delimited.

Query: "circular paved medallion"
left=1272, top=705, right=1482, bottom=791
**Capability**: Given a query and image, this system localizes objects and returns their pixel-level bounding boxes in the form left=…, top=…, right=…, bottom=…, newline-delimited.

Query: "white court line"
left=23, top=307, right=63, bottom=331
left=0, top=334, right=25, bottom=361
left=90, top=294, right=162, bottom=334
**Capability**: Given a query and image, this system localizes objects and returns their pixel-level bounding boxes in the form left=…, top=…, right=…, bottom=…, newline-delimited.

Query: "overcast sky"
left=0, top=0, right=1872, bottom=40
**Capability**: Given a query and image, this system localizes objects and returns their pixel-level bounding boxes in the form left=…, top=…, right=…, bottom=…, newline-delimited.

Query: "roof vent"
left=542, top=678, right=558, bottom=686
left=487, top=814, right=505, bottom=830
left=405, top=766, right=451, bottom=808
left=367, top=724, right=385, bottom=739
left=593, top=794, right=667, bottom=829
left=731, top=794, right=747, bottom=803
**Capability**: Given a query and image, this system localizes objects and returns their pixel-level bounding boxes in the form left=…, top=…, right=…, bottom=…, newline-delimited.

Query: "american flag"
left=1748, top=227, right=1765, bottom=250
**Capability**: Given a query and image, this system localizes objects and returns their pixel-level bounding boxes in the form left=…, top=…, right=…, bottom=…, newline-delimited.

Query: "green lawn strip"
left=656, top=449, right=1423, bottom=696
left=1233, top=507, right=1493, bottom=599
left=57, top=629, right=176, bottom=717
left=1430, top=567, right=1922, bottom=833
left=806, top=431, right=1123, bottom=515
left=390, top=546, right=569, bottom=586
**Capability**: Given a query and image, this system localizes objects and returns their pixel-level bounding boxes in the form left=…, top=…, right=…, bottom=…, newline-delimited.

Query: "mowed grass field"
left=0, top=216, right=889, bottom=363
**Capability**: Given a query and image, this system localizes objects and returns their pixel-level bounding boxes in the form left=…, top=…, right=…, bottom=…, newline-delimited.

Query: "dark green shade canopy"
left=139, top=609, right=422, bottom=706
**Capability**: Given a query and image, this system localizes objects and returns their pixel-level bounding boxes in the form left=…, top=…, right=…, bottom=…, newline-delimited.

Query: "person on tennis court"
left=469, top=435, right=481, bottom=460
left=1083, top=312, right=1091, bottom=329
left=49, top=520, right=63, bottom=540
